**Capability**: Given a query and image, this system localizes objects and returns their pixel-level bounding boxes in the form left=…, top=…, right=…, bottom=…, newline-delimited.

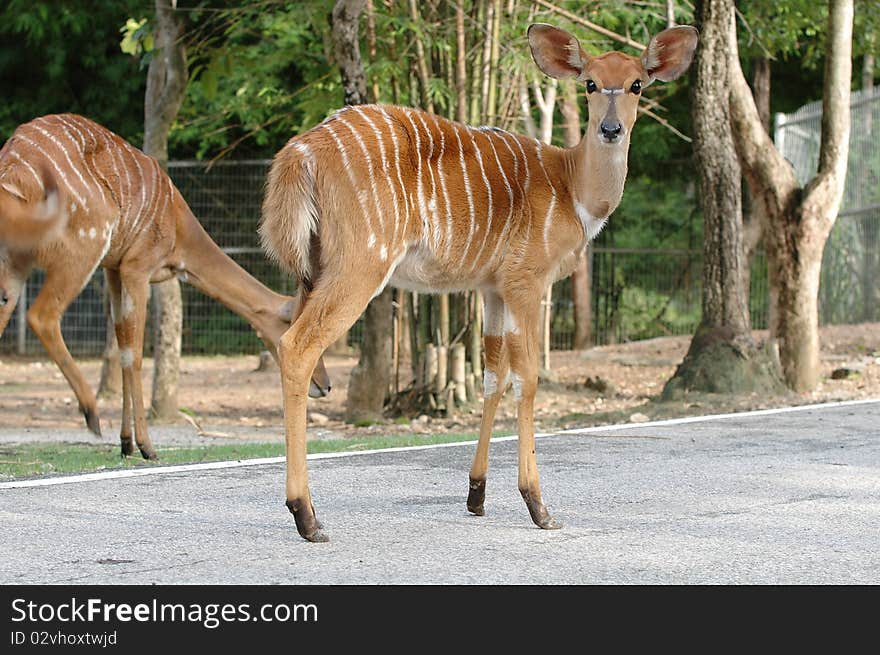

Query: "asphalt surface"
left=1, top=400, right=878, bottom=584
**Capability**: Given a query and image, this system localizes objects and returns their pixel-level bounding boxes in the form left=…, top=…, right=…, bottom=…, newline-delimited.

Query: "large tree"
left=728, top=0, right=853, bottom=391
left=332, top=0, right=394, bottom=423
left=663, top=0, right=783, bottom=398
left=144, top=0, right=189, bottom=419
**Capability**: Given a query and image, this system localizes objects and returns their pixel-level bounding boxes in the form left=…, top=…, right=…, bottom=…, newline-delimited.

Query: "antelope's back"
left=281, top=104, right=569, bottom=285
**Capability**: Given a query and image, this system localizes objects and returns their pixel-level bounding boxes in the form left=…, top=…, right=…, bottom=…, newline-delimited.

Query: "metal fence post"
left=16, top=283, right=26, bottom=355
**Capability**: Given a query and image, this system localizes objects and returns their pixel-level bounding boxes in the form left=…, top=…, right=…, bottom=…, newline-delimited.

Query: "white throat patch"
left=574, top=202, right=608, bottom=241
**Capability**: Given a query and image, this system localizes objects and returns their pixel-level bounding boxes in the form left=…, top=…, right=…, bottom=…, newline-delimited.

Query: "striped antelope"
left=0, top=114, right=330, bottom=459
left=262, top=23, right=698, bottom=542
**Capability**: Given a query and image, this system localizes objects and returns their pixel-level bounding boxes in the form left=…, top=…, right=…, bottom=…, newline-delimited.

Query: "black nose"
left=0, top=290, right=7, bottom=306
left=601, top=121, right=623, bottom=140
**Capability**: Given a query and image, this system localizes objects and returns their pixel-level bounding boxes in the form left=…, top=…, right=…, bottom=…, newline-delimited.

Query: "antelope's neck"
left=565, top=134, right=630, bottom=235
left=174, top=209, right=291, bottom=347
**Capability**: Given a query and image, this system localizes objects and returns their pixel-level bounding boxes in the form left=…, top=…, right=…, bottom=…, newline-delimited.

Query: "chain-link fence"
left=775, top=86, right=880, bottom=325
left=2, top=89, right=876, bottom=357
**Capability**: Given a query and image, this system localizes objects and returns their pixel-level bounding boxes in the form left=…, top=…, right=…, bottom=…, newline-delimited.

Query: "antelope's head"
left=0, top=161, right=67, bottom=250
left=528, top=23, right=698, bottom=147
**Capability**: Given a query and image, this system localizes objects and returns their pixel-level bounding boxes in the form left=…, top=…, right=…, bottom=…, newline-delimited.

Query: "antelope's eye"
left=586, top=79, right=597, bottom=94
left=630, top=80, right=642, bottom=94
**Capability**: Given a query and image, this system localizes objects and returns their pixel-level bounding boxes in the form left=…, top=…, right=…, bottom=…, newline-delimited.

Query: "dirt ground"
left=0, top=323, right=877, bottom=442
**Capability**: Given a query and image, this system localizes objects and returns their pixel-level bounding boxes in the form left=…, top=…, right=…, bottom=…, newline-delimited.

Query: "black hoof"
left=120, top=436, right=135, bottom=458
left=520, top=488, right=563, bottom=531
left=139, top=446, right=158, bottom=461
left=83, top=407, right=102, bottom=437
left=467, top=478, right=486, bottom=516
left=287, top=499, right=329, bottom=542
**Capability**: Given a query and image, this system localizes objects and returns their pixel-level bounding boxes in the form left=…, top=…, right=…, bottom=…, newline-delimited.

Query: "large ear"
left=528, top=23, right=589, bottom=80
left=641, top=25, right=699, bottom=83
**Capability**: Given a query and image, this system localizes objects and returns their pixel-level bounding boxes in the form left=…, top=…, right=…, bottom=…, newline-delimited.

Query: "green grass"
left=0, top=432, right=479, bottom=481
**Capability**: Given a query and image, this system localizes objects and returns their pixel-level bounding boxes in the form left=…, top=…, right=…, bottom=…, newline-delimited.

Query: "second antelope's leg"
left=113, top=269, right=156, bottom=460
left=105, top=269, right=134, bottom=456
left=505, top=288, right=562, bottom=530
left=468, top=291, right=510, bottom=516
left=279, top=269, right=390, bottom=543
left=25, top=259, right=103, bottom=437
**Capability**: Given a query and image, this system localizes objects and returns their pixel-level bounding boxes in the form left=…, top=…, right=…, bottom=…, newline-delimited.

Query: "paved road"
left=1, top=400, right=878, bottom=584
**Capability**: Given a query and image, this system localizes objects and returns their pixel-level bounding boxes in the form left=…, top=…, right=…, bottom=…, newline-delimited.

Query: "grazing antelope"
left=0, top=114, right=330, bottom=459
left=262, top=23, right=698, bottom=542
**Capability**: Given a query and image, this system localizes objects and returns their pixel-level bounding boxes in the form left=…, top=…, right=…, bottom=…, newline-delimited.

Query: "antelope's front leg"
left=505, top=301, right=562, bottom=531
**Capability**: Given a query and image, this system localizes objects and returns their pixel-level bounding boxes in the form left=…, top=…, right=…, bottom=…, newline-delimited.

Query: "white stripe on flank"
left=134, top=158, right=161, bottom=238
left=478, top=131, right=514, bottom=273
left=102, top=131, right=130, bottom=218
left=504, top=132, right=531, bottom=194
left=498, top=131, right=534, bottom=254
left=31, top=123, right=93, bottom=206
left=466, top=127, right=494, bottom=274
left=14, top=135, right=86, bottom=207
left=414, top=112, right=441, bottom=252
left=453, top=124, right=476, bottom=270
left=123, top=142, right=149, bottom=237
left=9, top=151, right=45, bottom=192
left=321, top=121, right=377, bottom=249
left=401, top=110, right=430, bottom=248
left=337, top=114, right=386, bottom=259
left=510, top=135, right=534, bottom=249
left=534, top=140, right=557, bottom=258
left=53, top=116, right=111, bottom=207
left=376, top=107, right=411, bottom=245
left=430, top=115, right=454, bottom=262
left=3, top=398, right=874, bottom=490
left=353, top=106, right=401, bottom=251
left=153, top=164, right=171, bottom=226
left=93, top=129, right=123, bottom=208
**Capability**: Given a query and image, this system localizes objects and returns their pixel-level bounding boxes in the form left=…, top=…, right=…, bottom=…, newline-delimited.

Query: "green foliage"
left=607, top=174, right=701, bottom=251
left=0, top=0, right=147, bottom=143
left=617, top=287, right=700, bottom=342
left=119, top=17, right=153, bottom=57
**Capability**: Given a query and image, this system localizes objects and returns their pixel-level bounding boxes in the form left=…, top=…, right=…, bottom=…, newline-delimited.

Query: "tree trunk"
left=332, top=0, right=394, bottom=420
left=739, top=58, right=770, bottom=318
left=333, top=0, right=369, bottom=106
left=728, top=0, right=853, bottom=392
left=455, top=1, right=467, bottom=124
left=346, top=289, right=394, bottom=422
left=408, top=0, right=434, bottom=113
left=144, top=0, right=188, bottom=420
left=663, top=0, right=783, bottom=399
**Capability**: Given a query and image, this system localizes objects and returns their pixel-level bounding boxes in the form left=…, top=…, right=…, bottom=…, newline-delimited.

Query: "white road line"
left=1, top=398, right=877, bottom=490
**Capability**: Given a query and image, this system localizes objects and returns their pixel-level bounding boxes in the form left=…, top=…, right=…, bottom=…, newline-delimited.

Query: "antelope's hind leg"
left=112, top=269, right=156, bottom=460
left=104, top=269, right=135, bottom=457
left=468, top=291, right=510, bottom=517
left=278, top=267, right=392, bottom=543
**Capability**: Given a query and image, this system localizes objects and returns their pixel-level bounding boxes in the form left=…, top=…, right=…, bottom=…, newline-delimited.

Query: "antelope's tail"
left=260, top=141, right=320, bottom=289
